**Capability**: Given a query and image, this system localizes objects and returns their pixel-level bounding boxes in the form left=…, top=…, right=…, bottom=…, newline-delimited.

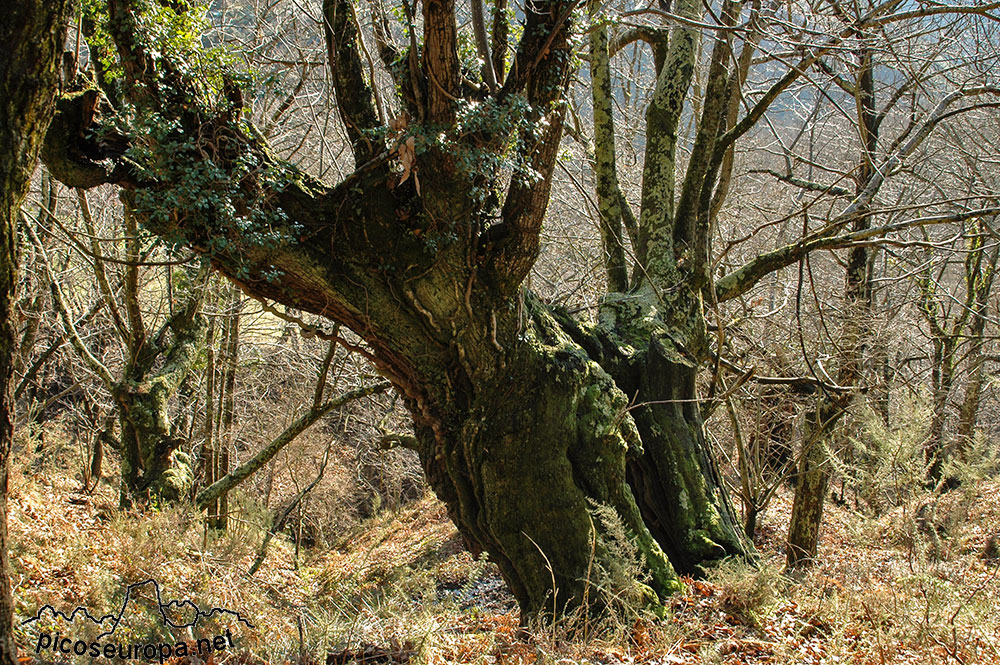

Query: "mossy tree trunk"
left=0, top=0, right=74, bottom=659
left=40, top=0, right=906, bottom=619
left=585, top=0, right=748, bottom=571
left=31, top=199, right=209, bottom=507
left=589, top=292, right=746, bottom=572
left=114, top=300, right=207, bottom=505
left=918, top=220, right=999, bottom=482
left=114, top=203, right=209, bottom=505
left=955, top=238, right=998, bottom=449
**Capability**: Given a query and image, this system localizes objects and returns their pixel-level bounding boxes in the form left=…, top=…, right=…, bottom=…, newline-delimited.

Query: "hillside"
left=9, top=446, right=1000, bottom=665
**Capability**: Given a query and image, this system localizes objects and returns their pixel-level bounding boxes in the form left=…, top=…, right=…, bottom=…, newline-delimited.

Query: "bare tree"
left=916, top=219, right=1000, bottom=481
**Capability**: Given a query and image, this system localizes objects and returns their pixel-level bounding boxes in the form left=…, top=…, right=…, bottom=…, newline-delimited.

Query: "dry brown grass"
left=9, top=448, right=1000, bottom=664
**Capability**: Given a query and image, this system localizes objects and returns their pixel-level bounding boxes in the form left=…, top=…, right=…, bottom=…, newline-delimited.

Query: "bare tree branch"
left=196, top=380, right=391, bottom=510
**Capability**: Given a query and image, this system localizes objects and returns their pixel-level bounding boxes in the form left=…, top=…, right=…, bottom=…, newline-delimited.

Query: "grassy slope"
left=8, top=450, right=1000, bottom=664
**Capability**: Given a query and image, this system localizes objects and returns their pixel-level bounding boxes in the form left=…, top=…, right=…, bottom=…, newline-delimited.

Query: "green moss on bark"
left=454, top=304, right=681, bottom=617
left=117, top=311, right=207, bottom=506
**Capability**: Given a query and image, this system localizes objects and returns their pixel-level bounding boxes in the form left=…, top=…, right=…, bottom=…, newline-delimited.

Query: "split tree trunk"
left=40, top=129, right=750, bottom=620
left=406, top=293, right=743, bottom=615
left=38, top=0, right=748, bottom=616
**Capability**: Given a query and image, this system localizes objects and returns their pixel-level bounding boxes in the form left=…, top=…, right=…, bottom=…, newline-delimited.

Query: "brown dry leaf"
left=398, top=137, right=415, bottom=182
left=389, top=112, right=409, bottom=134
left=397, top=136, right=420, bottom=196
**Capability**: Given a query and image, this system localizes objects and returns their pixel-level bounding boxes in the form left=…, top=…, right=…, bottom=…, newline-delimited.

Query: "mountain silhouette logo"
left=22, top=579, right=254, bottom=662
left=22, top=578, right=254, bottom=639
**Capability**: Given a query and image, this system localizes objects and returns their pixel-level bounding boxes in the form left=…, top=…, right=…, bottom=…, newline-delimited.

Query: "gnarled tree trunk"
left=374, top=288, right=742, bottom=615
left=115, top=304, right=207, bottom=505
left=28, top=207, right=209, bottom=507
left=40, top=0, right=755, bottom=620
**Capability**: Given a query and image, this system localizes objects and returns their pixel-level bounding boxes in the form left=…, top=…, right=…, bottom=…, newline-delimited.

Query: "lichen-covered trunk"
left=624, top=361, right=746, bottom=573
left=413, top=301, right=681, bottom=616
left=116, top=397, right=192, bottom=506
left=588, top=288, right=748, bottom=575
left=0, top=0, right=73, bottom=659
left=956, top=239, right=998, bottom=453
left=37, top=39, right=747, bottom=617
left=407, top=293, right=746, bottom=618
left=925, top=337, right=955, bottom=484
left=116, top=311, right=207, bottom=506
left=582, top=0, right=746, bottom=579
left=786, top=446, right=828, bottom=567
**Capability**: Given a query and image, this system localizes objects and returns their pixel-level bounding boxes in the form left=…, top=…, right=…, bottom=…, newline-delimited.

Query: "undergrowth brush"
left=8, top=430, right=1000, bottom=664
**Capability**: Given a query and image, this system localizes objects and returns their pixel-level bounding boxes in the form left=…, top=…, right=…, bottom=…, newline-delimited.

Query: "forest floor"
left=8, top=449, right=1000, bottom=665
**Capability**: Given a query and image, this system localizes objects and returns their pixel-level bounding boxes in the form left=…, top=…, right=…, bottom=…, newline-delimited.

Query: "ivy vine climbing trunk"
left=0, top=0, right=74, bottom=659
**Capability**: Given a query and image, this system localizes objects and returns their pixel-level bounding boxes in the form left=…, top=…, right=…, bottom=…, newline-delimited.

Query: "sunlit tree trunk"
left=43, top=0, right=981, bottom=620
left=42, top=0, right=760, bottom=617
left=0, top=0, right=73, bottom=659
left=199, top=307, right=219, bottom=516
left=211, top=288, right=240, bottom=529
left=920, top=222, right=998, bottom=480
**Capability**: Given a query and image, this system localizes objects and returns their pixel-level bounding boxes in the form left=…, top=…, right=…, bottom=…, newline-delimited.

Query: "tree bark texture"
left=786, top=45, right=876, bottom=570
left=40, top=0, right=749, bottom=618
left=0, top=0, right=74, bottom=660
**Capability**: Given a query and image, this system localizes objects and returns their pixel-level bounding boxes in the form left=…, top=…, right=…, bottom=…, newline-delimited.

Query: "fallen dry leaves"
left=9, top=459, right=1000, bottom=664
